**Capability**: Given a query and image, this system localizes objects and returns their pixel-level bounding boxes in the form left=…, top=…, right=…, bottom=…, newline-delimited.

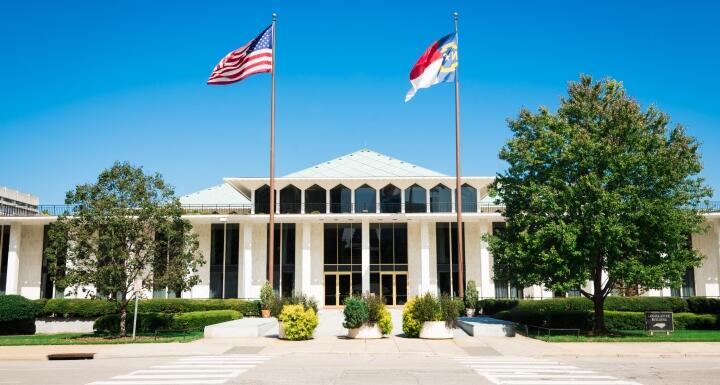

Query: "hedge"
left=687, top=297, right=720, bottom=314
left=94, top=310, right=241, bottom=334
left=478, top=299, right=519, bottom=315
left=35, top=298, right=260, bottom=318
left=480, top=296, right=689, bottom=315
left=0, top=295, right=38, bottom=335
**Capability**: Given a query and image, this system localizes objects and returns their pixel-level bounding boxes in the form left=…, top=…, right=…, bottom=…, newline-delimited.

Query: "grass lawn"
left=0, top=331, right=203, bottom=346
left=527, top=330, right=720, bottom=342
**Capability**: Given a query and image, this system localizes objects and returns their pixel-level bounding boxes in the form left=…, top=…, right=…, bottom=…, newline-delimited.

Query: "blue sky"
left=1, top=1, right=718, bottom=202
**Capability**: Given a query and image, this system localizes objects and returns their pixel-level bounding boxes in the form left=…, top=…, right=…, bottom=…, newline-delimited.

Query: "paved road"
left=1, top=352, right=719, bottom=385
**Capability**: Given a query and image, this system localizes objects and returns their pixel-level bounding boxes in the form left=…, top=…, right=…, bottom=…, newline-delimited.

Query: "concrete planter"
left=419, top=321, right=454, bottom=339
left=278, top=322, right=287, bottom=339
left=347, top=323, right=383, bottom=339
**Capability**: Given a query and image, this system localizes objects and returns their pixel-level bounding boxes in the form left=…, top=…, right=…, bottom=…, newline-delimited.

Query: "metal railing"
left=2, top=201, right=718, bottom=217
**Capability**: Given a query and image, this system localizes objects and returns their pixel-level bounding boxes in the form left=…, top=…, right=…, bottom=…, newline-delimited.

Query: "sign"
left=645, top=311, right=673, bottom=333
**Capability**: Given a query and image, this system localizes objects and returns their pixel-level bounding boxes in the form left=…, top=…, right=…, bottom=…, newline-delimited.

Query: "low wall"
left=35, top=317, right=95, bottom=334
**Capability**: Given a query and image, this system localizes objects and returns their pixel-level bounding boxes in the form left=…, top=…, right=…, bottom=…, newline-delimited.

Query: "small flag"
left=405, top=33, right=458, bottom=102
left=208, top=25, right=273, bottom=85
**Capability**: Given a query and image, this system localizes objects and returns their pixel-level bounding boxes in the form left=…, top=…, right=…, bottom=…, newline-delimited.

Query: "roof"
left=179, top=183, right=250, bottom=205
left=283, top=149, right=447, bottom=178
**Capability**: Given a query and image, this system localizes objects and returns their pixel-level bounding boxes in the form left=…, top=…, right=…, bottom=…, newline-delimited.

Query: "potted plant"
left=343, top=294, right=393, bottom=339
left=277, top=304, right=318, bottom=340
left=405, top=293, right=461, bottom=339
left=260, top=281, right=273, bottom=318
left=464, top=280, right=479, bottom=317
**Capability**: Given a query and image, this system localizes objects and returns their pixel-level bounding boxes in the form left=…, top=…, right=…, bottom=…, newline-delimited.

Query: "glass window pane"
left=280, top=185, right=301, bottom=214
left=405, top=185, right=427, bottom=213
left=325, top=274, right=337, bottom=306
left=305, top=185, right=326, bottom=214
left=396, top=274, right=408, bottom=305
left=380, top=184, right=401, bottom=213
left=394, top=224, right=407, bottom=264
left=330, top=185, right=351, bottom=213
left=380, top=224, right=394, bottom=264
left=430, top=184, right=451, bottom=213
left=370, top=273, right=380, bottom=297
left=254, top=185, right=270, bottom=214
left=351, top=224, right=362, bottom=265
left=224, top=224, right=239, bottom=298
left=324, top=224, right=337, bottom=265
left=209, top=224, right=225, bottom=299
left=461, top=184, right=477, bottom=213
left=283, top=224, right=296, bottom=265
left=355, top=185, right=376, bottom=213
left=352, top=273, right=362, bottom=297
left=369, top=225, right=380, bottom=265
left=338, top=225, right=352, bottom=265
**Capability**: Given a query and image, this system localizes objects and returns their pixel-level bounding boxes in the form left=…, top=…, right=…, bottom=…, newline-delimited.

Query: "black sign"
left=645, top=311, right=673, bottom=332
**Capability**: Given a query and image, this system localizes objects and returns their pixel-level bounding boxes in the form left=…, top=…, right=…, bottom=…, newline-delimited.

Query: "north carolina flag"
left=405, top=33, right=458, bottom=102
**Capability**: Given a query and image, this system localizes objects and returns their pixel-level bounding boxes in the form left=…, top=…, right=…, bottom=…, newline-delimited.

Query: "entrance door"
left=324, top=273, right=352, bottom=306
left=380, top=273, right=408, bottom=306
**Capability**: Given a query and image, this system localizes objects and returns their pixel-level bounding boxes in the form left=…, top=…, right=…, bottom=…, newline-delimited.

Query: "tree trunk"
left=592, top=269, right=607, bottom=335
left=119, top=303, right=127, bottom=337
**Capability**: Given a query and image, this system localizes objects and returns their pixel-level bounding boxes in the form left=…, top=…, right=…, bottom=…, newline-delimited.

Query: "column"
left=5, top=224, right=22, bottom=295
left=300, top=189, right=306, bottom=214
left=426, top=189, right=431, bottom=213
left=420, top=221, right=430, bottom=294
left=242, top=224, right=253, bottom=298
left=375, top=188, right=380, bottom=213
left=301, top=222, right=312, bottom=295
left=250, top=190, right=255, bottom=214
left=479, top=221, right=494, bottom=299
left=400, top=188, right=406, bottom=213
left=325, top=189, right=331, bottom=213
left=451, top=189, right=456, bottom=213
left=361, top=220, right=370, bottom=293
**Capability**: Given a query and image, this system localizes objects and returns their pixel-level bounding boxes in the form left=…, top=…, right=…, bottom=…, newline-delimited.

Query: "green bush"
left=687, top=297, right=720, bottom=314
left=363, top=293, right=385, bottom=324
left=342, top=296, right=368, bottom=329
left=494, top=309, right=593, bottom=330
left=603, top=311, right=645, bottom=331
left=412, top=293, right=442, bottom=323
left=402, top=298, right=422, bottom=338
left=378, top=307, right=393, bottom=335
left=604, top=296, right=688, bottom=312
left=93, top=310, right=241, bottom=335
left=478, top=299, right=519, bottom=315
left=0, top=295, right=38, bottom=322
left=136, top=299, right=259, bottom=316
left=439, top=294, right=464, bottom=328
left=0, top=319, right=36, bottom=335
left=465, top=280, right=479, bottom=311
left=278, top=304, right=318, bottom=340
left=673, top=313, right=719, bottom=330
left=269, top=294, right=318, bottom=318
left=41, top=298, right=118, bottom=318
left=260, top=281, right=273, bottom=310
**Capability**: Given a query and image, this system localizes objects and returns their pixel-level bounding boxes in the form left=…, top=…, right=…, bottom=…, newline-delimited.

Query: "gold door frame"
left=324, top=272, right=352, bottom=307
left=379, top=272, right=408, bottom=306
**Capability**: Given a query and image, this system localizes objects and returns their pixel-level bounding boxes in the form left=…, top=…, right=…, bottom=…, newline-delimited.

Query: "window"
left=323, top=223, right=362, bottom=302
left=210, top=223, right=240, bottom=299
left=330, top=185, right=351, bottom=213
left=355, top=185, right=376, bottom=213
left=369, top=223, right=408, bottom=301
left=305, top=185, right=326, bottom=214
left=461, top=184, right=477, bottom=213
left=494, top=280, right=524, bottom=299
left=254, top=185, right=272, bottom=214
left=380, top=184, right=401, bottom=213
left=404, top=184, right=426, bottom=213
left=436, top=222, right=465, bottom=297
left=269, top=223, right=295, bottom=297
left=280, top=185, right=301, bottom=214
left=0, top=226, right=10, bottom=294
left=671, top=268, right=696, bottom=298
left=430, top=184, right=451, bottom=212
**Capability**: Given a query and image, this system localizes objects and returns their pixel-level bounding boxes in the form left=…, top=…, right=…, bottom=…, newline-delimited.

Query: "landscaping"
left=0, top=331, right=203, bottom=346
left=525, top=330, right=720, bottom=343
left=277, top=304, right=318, bottom=341
left=342, top=294, right=393, bottom=338
left=402, top=293, right=463, bottom=339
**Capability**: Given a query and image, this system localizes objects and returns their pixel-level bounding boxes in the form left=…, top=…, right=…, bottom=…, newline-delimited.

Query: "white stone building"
left=1, top=149, right=719, bottom=306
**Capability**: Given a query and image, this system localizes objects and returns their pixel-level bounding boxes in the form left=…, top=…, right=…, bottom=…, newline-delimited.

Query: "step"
left=204, top=317, right=278, bottom=338
left=457, top=316, right=516, bottom=337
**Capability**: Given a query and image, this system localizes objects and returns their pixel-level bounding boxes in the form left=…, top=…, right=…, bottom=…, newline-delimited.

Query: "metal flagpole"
left=453, top=11, right=465, bottom=299
left=268, top=13, right=277, bottom=290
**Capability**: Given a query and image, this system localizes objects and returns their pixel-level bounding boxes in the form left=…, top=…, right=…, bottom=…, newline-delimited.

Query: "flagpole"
left=453, top=11, right=465, bottom=299
left=268, top=13, right=277, bottom=291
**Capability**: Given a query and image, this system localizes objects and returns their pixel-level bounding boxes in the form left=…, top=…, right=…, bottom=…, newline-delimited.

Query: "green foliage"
left=47, top=162, right=205, bottom=336
left=412, top=293, right=442, bottom=323
left=378, top=307, right=393, bottom=335
left=402, top=298, right=422, bottom=338
left=34, top=298, right=259, bottom=318
left=495, top=309, right=593, bottom=330
left=465, top=280, right=479, bottom=310
left=93, top=310, right=240, bottom=335
left=40, top=299, right=118, bottom=318
left=478, top=299, right=519, bottom=315
left=342, top=296, right=369, bottom=329
left=278, top=304, right=318, bottom=340
left=269, top=294, right=318, bottom=318
left=0, top=295, right=39, bottom=322
left=604, top=296, right=688, bottom=312
left=0, top=320, right=36, bottom=336
left=363, top=293, right=385, bottom=324
left=260, top=281, right=274, bottom=310
left=439, top=294, right=464, bottom=328
left=488, top=75, right=712, bottom=333
left=687, top=297, right=720, bottom=314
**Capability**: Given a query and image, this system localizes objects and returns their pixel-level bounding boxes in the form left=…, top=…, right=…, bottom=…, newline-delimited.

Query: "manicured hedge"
left=478, top=299, right=519, bottom=315
left=0, top=295, right=38, bottom=335
left=94, top=310, right=241, bottom=334
left=604, top=296, right=688, bottom=312
left=687, top=297, right=720, bottom=314
left=480, top=296, right=689, bottom=315
left=35, top=298, right=260, bottom=318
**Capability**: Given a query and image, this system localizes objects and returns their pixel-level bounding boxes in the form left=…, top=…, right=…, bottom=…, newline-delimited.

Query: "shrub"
left=494, top=309, right=593, bottom=330
left=673, top=313, right=719, bottom=330
left=260, top=281, right=274, bottom=310
left=412, top=293, right=442, bottom=323
left=603, top=311, right=644, bottom=331
left=278, top=304, right=318, bottom=340
left=93, top=310, right=241, bottom=335
left=465, top=280, right=479, bottom=311
left=478, top=299, right=519, bottom=315
left=41, top=298, right=118, bottom=318
left=342, top=296, right=368, bottom=329
left=269, top=294, right=318, bottom=318
left=378, top=307, right=393, bottom=335
left=170, top=310, right=241, bottom=331
left=135, top=299, right=259, bottom=316
left=439, top=294, right=464, bottom=328
left=604, top=296, right=688, bottom=312
left=402, top=298, right=422, bottom=338
left=687, top=297, right=720, bottom=314
left=0, top=295, right=38, bottom=322
left=363, top=293, right=385, bottom=324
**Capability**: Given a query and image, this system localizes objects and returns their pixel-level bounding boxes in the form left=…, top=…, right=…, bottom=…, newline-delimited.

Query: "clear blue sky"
left=2, top=1, right=718, bottom=203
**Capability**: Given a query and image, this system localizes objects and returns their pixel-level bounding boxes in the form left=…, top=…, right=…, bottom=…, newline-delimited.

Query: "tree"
left=46, top=162, right=204, bottom=336
left=488, top=75, right=713, bottom=334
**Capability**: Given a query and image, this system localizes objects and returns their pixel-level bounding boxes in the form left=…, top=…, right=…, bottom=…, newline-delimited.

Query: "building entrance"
left=324, top=272, right=354, bottom=306
left=379, top=272, right=407, bottom=306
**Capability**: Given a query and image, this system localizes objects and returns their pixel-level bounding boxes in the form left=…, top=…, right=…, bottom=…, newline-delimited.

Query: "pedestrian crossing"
left=455, top=357, right=641, bottom=385
left=87, top=354, right=272, bottom=385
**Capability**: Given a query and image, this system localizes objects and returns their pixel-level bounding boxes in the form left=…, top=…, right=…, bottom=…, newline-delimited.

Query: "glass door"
left=380, top=274, right=394, bottom=306
left=324, top=272, right=353, bottom=306
left=395, top=273, right=407, bottom=305
left=324, top=274, right=337, bottom=306
left=380, top=273, right=408, bottom=306
left=338, top=274, right=351, bottom=305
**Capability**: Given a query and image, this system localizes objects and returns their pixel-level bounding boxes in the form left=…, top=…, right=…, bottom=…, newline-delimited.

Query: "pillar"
left=479, top=221, right=494, bottom=299
left=300, top=188, right=306, bottom=214
left=242, top=224, right=253, bottom=298
left=301, top=222, right=312, bottom=295
left=420, top=221, right=430, bottom=294
left=5, top=224, right=22, bottom=295
left=362, top=220, right=370, bottom=293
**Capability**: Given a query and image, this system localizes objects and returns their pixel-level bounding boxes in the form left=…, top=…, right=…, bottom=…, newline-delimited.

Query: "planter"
left=419, top=321, right=454, bottom=339
left=261, top=309, right=271, bottom=318
left=278, top=322, right=286, bottom=339
left=465, top=308, right=475, bottom=317
left=347, top=323, right=383, bottom=339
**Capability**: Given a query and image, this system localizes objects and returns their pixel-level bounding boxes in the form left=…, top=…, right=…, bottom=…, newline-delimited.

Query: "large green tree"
left=488, top=75, right=712, bottom=334
left=47, top=162, right=204, bottom=336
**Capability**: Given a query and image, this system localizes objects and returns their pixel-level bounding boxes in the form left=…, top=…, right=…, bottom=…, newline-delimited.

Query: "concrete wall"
left=18, top=225, right=43, bottom=299
left=189, top=223, right=210, bottom=299
left=693, top=219, right=720, bottom=297
left=407, top=221, right=422, bottom=298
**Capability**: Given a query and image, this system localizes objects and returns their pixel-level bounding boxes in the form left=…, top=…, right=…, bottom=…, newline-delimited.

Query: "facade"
left=1, top=149, right=719, bottom=305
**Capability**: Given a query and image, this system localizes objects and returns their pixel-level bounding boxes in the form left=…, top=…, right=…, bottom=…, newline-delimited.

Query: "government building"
left=1, top=149, right=719, bottom=306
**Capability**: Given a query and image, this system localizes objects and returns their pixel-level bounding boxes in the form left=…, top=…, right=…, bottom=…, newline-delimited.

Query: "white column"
left=479, top=221, right=494, bottom=299
left=400, top=188, right=406, bottom=213
left=375, top=188, right=380, bottom=213
left=420, top=221, right=430, bottom=294
left=451, top=189, right=456, bottom=213
left=301, top=222, right=312, bottom=295
left=242, top=224, right=253, bottom=298
left=250, top=190, right=256, bottom=214
left=362, top=220, right=370, bottom=292
left=325, top=189, right=331, bottom=213
left=300, top=189, right=306, bottom=214
left=5, top=225, right=22, bottom=295
left=426, top=190, right=431, bottom=213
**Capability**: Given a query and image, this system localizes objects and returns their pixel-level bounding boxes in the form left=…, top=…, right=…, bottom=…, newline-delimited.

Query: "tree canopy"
left=488, top=75, right=713, bottom=333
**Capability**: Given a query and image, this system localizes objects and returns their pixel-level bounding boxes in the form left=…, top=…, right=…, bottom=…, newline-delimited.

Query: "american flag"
left=207, top=25, right=273, bottom=85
